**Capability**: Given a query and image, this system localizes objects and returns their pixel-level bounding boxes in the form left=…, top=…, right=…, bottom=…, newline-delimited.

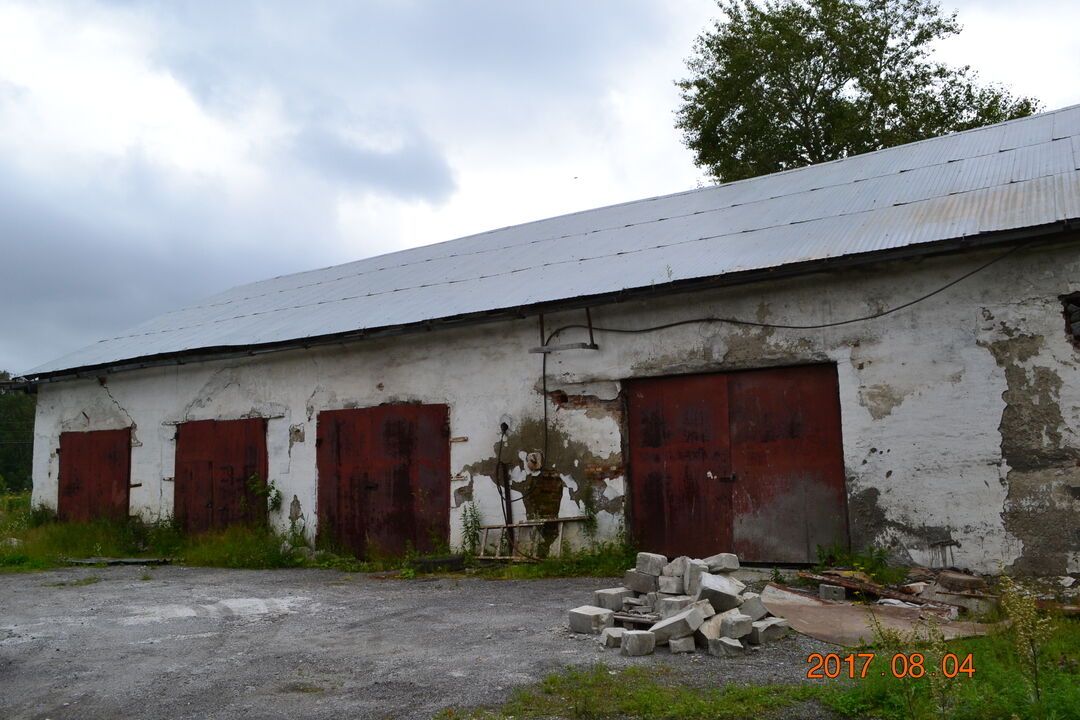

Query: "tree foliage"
left=677, top=0, right=1040, bottom=182
left=0, top=371, right=35, bottom=492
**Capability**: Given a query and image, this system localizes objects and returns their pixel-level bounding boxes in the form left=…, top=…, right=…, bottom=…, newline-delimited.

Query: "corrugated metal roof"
left=29, top=105, right=1080, bottom=377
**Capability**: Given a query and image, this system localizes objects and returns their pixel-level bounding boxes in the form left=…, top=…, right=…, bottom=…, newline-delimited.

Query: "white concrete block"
left=636, top=552, right=668, bottom=576
left=568, top=605, right=614, bottom=634
left=693, top=608, right=739, bottom=645
left=684, top=559, right=709, bottom=596
left=620, top=630, right=656, bottom=656
left=669, top=635, right=696, bottom=654
left=748, top=618, right=790, bottom=644
left=691, top=598, right=716, bottom=618
left=662, top=556, right=689, bottom=577
left=601, top=626, right=625, bottom=648
left=737, top=592, right=767, bottom=621
left=819, top=584, right=846, bottom=602
left=708, top=636, right=746, bottom=657
left=658, top=594, right=693, bottom=618
left=721, top=613, right=752, bottom=639
left=696, top=573, right=744, bottom=612
left=594, top=587, right=635, bottom=611
left=624, top=569, right=659, bottom=594
left=703, top=553, right=740, bottom=572
left=649, top=605, right=705, bottom=644
left=658, top=575, right=684, bottom=594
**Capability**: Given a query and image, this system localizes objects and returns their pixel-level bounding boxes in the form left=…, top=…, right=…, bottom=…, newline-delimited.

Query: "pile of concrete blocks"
left=568, top=551, right=790, bottom=657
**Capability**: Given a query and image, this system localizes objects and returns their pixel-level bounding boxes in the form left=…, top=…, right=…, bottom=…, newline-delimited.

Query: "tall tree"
left=677, top=0, right=1039, bottom=182
left=0, top=371, right=35, bottom=492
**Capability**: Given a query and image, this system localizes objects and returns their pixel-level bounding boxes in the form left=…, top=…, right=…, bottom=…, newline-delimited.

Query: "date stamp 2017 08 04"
left=806, top=652, right=976, bottom=679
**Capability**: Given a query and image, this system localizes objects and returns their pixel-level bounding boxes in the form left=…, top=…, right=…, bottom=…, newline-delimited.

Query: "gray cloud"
left=293, top=125, right=455, bottom=202
left=0, top=1, right=726, bottom=373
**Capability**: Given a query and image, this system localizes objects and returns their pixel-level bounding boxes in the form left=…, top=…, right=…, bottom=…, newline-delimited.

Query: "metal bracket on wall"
left=529, top=308, right=600, bottom=353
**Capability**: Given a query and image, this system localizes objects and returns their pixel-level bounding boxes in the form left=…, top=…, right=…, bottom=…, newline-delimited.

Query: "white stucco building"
left=25, top=106, right=1080, bottom=574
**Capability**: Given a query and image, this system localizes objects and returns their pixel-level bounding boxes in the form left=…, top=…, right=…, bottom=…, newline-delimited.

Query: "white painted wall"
left=32, top=240, right=1080, bottom=573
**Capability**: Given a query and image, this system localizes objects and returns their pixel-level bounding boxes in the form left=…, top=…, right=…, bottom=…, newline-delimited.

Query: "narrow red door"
left=57, top=428, right=131, bottom=522
left=317, top=405, right=450, bottom=559
left=626, top=375, right=733, bottom=558
left=174, top=418, right=268, bottom=534
left=728, top=365, right=848, bottom=563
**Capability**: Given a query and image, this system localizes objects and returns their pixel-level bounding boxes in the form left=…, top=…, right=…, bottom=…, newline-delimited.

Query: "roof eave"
left=25, top=219, right=1080, bottom=385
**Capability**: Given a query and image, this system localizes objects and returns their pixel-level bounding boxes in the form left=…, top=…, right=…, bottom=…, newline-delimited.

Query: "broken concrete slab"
left=708, top=636, right=745, bottom=657
left=657, top=595, right=693, bottom=618
left=761, top=583, right=991, bottom=646
left=636, top=552, right=668, bottom=576
left=738, top=592, right=767, bottom=621
left=649, top=605, right=705, bottom=644
left=624, top=569, right=659, bottom=594
left=748, top=618, right=790, bottom=645
left=620, top=630, right=656, bottom=656
left=662, top=556, right=689, bottom=577
left=600, top=627, right=625, bottom=648
left=684, top=559, right=708, bottom=596
left=594, top=587, right=635, bottom=611
left=658, top=575, right=684, bottom=595
left=669, top=636, right=696, bottom=654
left=623, top=596, right=648, bottom=609
left=703, top=553, right=740, bottom=572
left=819, top=584, right=845, bottom=602
left=696, top=573, right=744, bottom=612
left=721, top=613, right=752, bottom=640
left=568, top=605, right=614, bottom=634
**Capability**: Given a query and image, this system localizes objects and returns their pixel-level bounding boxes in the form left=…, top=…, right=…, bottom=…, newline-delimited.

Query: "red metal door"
left=57, top=428, right=131, bottom=522
left=728, top=365, right=848, bottom=563
left=174, top=418, right=268, bottom=534
left=627, top=364, right=847, bottom=562
left=626, top=375, right=733, bottom=558
left=317, top=405, right=450, bottom=559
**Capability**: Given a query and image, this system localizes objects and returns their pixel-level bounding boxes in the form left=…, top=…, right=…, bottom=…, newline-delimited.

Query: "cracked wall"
left=31, top=238, right=1080, bottom=571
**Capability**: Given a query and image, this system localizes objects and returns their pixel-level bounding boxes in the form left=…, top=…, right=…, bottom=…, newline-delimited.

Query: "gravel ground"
left=0, top=566, right=840, bottom=719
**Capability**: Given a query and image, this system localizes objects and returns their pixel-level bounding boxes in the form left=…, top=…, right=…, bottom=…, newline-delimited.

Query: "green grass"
left=439, top=610, right=1080, bottom=720
left=439, top=664, right=826, bottom=719
left=473, top=540, right=638, bottom=580
left=823, top=615, right=1080, bottom=720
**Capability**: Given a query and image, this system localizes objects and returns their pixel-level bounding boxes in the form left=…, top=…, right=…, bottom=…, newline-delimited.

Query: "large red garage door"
left=627, top=364, right=847, bottom=563
left=317, top=404, right=450, bottom=559
left=58, top=428, right=131, bottom=522
left=174, top=418, right=268, bottom=534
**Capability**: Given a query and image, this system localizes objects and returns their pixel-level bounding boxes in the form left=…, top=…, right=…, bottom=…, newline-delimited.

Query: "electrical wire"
left=542, top=243, right=1022, bottom=340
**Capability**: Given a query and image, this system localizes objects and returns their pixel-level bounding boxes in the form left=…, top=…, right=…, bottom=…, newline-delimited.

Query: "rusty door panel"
left=627, top=364, right=847, bottom=563
left=57, top=428, right=131, bottom=522
left=316, top=405, right=449, bottom=559
left=728, top=364, right=848, bottom=563
left=627, top=375, right=733, bottom=558
left=174, top=418, right=268, bottom=534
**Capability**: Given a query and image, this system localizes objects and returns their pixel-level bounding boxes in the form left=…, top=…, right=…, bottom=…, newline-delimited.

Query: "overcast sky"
left=1, top=0, right=1077, bottom=375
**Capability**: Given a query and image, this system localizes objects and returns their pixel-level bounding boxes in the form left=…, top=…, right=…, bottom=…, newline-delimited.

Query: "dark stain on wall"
left=460, top=414, right=623, bottom=555
left=848, top=485, right=963, bottom=567
left=982, top=331, right=1076, bottom=574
